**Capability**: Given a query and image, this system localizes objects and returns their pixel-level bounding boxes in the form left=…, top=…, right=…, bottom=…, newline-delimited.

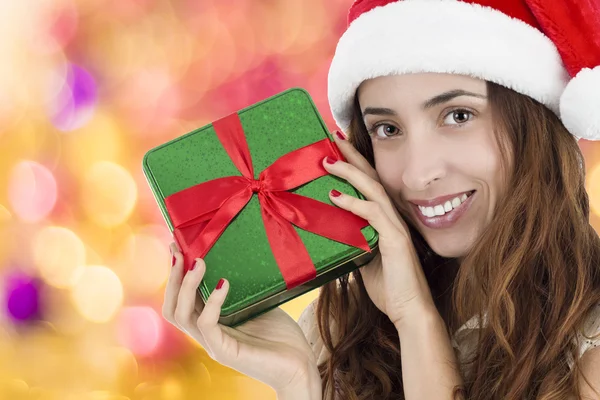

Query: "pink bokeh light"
left=8, top=161, right=58, bottom=223
left=116, top=306, right=163, bottom=357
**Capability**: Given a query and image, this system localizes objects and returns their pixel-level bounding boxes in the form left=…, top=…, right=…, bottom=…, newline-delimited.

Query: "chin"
left=425, top=235, right=471, bottom=259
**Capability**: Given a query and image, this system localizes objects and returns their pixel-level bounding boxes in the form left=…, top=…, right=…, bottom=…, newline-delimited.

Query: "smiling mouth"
left=410, top=190, right=477, bottom=230
left=414, top=190, right=476, bottom=218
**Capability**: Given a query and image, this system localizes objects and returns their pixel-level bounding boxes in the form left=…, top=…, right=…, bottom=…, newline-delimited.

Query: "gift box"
left=142, top=88, right=378, bottom=327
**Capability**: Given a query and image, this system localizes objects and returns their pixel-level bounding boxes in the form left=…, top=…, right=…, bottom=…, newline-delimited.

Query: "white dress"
left=297, top=300, right=600, bottom=378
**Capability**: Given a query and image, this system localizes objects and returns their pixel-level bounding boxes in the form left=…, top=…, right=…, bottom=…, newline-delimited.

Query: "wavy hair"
left=315, top=81, right=600, bottom=399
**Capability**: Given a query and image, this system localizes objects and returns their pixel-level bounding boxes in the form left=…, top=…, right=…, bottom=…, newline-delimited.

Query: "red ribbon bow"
left=165, top=113, right=371, bottom=289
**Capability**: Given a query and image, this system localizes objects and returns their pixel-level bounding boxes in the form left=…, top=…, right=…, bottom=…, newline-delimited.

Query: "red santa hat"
left=327, top=0, right=600, bottom=141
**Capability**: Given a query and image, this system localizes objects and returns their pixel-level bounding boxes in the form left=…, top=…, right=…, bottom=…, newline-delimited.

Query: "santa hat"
left=327, top=0, right=600, bottom=141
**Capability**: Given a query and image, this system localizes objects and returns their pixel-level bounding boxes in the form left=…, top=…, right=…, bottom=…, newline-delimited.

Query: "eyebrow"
left=362, top=89, right=487, bottom=117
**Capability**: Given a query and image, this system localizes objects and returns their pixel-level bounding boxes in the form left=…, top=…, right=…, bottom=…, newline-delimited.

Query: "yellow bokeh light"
left=70, top=265, right=123, bottom=323
left=113, top=346, right=139, bottom=382
left=587, top=162, right=600, bottom=218
left=161, top=377, right=183, bottom=400
left=64, top=112, right=123, bottom=172
left=119, top=233, right=170, bottom=295
left=0, top=203, right=11, bottom=222
left=32, top=226, right=86, bottom=288
left=82, top=161, right=137, bottom=228
left=81, top=391, right=130, bottom=400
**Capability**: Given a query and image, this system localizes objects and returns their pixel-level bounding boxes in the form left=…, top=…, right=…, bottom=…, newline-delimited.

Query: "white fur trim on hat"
left=560, top=66, right=600, bottom=141
left=328, top=0, right=570, bottom=132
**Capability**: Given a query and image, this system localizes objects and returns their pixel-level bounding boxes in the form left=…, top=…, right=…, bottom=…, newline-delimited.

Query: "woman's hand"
left=162, top=243, right=322, bottom=399
left=323, top=131, right=436, bottom=329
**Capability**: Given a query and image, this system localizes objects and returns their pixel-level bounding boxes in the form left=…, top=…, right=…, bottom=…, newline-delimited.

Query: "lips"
left=410, top=190, right=477, bottom=230
left=408, top=190, right=475, bottom=208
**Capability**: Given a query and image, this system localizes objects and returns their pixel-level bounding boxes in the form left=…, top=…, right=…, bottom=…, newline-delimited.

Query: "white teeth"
left=417, top=192, right=472, bottom=218
left=443, top=201, right=452, bottom=212
left=434, top=205, right=445, bottom=216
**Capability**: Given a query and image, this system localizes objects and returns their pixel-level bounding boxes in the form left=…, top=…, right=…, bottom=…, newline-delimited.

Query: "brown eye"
left=443, top=109, right=473, bottom=126
left=374, top=124, right=399, bottom=138
left=454, top=111, right=469, bottom=123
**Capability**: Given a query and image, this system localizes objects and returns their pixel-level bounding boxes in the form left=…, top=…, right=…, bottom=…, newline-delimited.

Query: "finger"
left=195, top=292, right=206, bottom=315
left=196, top=278, right=231, bottom=360
left=174, top=258, right=206, bottom=334
left=332, top=130, right=379, bottom=182
left=162, top=242, right=186, bottom=327
left=324, top=157, right=406, bottom=232
left=329, top=190, right=408, bottom=244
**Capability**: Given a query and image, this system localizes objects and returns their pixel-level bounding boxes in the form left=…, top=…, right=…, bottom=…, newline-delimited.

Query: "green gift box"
left=142, top=88, right=378, bottom=327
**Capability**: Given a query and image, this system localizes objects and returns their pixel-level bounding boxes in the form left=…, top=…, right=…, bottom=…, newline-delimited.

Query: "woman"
left=162, top=0, right=600, bottom=399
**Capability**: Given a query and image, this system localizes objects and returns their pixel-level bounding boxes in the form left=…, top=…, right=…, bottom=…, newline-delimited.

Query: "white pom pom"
left=560, top=66, right=600, bottom=141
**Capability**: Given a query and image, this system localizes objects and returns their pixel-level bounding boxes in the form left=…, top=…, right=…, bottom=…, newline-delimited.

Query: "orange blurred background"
left=1, top=1, right=599, bottom=399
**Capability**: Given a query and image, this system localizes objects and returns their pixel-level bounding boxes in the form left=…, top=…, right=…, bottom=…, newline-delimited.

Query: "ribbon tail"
left=258, top=194, right=317, bottom=290
left=268, top=191, right=371, bottom=252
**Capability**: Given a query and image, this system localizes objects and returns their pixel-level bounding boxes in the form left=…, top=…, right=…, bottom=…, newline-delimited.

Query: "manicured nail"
left=215, top=278, right=225, bottom=290
left=171, top=255, right=176, bottom=267
left=335, top=130, right=347, bottom=141
left=325, top=156, right=337, bottom=165
left=191, top=259, right=200, bottom=271
left=330, top=189, right=342, bottom=197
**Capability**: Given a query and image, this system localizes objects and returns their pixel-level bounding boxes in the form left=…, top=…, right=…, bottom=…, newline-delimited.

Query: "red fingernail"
left=191, top=259, right=200, bottom=271
left=331, top=189, right=342, bottom=197
left=335, top=130, right=347, bottom=140
left=171, top=255, right=176, bottom=267
left=325, top=156, right=337, bottom=164
left=216, top=278, right=224, bottom=290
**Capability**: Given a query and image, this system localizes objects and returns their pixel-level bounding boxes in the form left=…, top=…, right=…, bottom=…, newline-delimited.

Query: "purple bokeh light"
left=50, top=63, right=98, bottom=131
left=4, top=271, right=41, bottom=322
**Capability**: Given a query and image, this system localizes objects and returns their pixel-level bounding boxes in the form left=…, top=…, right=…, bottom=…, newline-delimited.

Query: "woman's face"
left=357, top=73, right=508, bottom=258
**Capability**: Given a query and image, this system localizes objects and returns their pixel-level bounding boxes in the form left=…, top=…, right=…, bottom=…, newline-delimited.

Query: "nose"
left=401, top=133, right=446, bottom=191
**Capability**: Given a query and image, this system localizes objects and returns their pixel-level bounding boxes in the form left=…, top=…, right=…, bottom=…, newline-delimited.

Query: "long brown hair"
left=315, top=81, right=600, bottom=399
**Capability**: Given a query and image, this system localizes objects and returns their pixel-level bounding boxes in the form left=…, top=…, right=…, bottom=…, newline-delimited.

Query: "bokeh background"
left=1, top=0, right=600, bottom=399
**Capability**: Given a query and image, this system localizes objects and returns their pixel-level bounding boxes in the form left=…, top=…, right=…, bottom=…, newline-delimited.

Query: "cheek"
left=448, top=133, right=502, bottom=183
left=373, top=150, right=405, bottom=190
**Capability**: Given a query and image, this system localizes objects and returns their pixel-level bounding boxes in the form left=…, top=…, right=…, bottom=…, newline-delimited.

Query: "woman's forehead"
left=357, top=73, right=488, bottom=106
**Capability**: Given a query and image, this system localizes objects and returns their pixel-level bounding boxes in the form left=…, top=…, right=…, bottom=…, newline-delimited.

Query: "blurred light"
left=8, top=161, right=57, bottom=223
left=1, top=379, right=30, bottom=398
left=28, top=0, right=79, bottom=54
left=3, top=271, right=41, bottom=322
left=64, top=112, right=123, bottom=172
left=120, top=233, right=169, bottom=295
left=195, top=362, right=212, bottom=387
left=161, top=376, right=184, bottom=399
left=588, top=162, right=600, bottom=218
left=0, top=204, right=11, bottom=222
left=82, top=162, right=137, bottom=228
left=49, top=63, right=98, bottom=131
left=116, top=68, right=181, bottom=135
left=70, top=265, right=123, bottom=323
left=117, top=306, right=163, bottom=357
left=81, top=391, right=130, bottom=400
left=113, top=346, right=139, bottom=381
left=32, top=226, right=86, bottom=288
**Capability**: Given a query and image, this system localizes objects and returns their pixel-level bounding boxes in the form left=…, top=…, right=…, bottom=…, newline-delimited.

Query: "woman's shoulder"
left=297, top=298, right=330, bottom=365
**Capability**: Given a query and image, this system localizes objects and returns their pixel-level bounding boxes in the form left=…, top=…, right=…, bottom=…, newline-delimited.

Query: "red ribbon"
left=165, top=113, right=371, bottom=289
